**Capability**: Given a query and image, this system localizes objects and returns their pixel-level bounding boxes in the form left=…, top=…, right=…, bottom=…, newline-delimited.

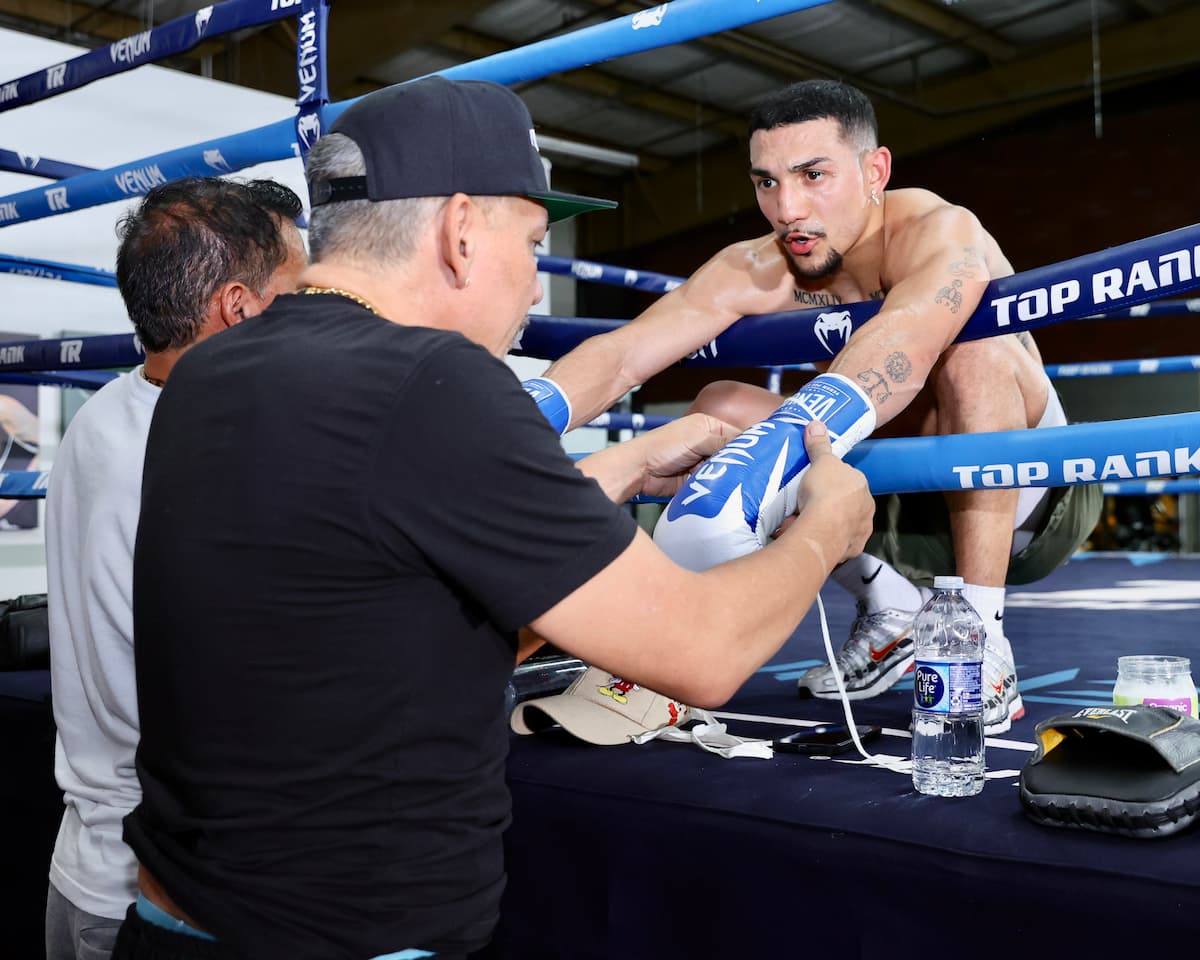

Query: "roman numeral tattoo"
left=793, top=289, right=842, bottom=306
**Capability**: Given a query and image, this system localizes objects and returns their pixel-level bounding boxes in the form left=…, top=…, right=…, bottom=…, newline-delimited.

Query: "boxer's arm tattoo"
left=949, top=246, right=983, bottom=279
left=884, top=351, right=912, bottom=383
left=855, top=368, right=892, bottom=404
left=855, top=353, right=908, bottom=406
left=937, top=246, right=981, bottom=313
left=935, top=278, right=964, bottom=313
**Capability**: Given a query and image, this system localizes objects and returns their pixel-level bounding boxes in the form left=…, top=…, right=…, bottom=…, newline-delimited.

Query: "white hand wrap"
left=653, top=373, right=876, bottom=571
left=522, top=377, right=572, bottom=435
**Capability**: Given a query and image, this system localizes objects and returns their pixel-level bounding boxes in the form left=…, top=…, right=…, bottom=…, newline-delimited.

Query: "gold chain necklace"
left=140, top=367, right=165, bottom=387
left=300, top=285, right=381, bottom=317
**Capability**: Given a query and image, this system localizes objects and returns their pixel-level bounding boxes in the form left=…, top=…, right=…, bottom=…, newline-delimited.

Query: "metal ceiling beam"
left=425, top=26, right=742, bottom=166
left=319, top=0, right=494, bottom=99
left=576, top=0, right=833, bottom=81
left=1122, top=0, right=1176, bottom=14
left=0, top=0, right=134, bottom=38
left=0, top=0, right=299, bottom=95
left=0, top=0, right=225, bottom=60
left=861, top=0, right=1018, bottom=63
left=0, top=0, right=498, bottom=104
left=913, top=2, right=1200, bottom=115
left=605, top=2, right=1200, bottom=251
left=217, top=0, right=503, bottom=101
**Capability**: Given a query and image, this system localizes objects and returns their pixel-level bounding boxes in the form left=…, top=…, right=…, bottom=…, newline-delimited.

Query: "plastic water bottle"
left=911, top=576, right=985, bottom=797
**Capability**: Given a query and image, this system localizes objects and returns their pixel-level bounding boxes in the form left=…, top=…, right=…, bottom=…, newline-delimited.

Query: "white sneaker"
left=797, top=601, right=917, bottom=700
left=982, top=633, right=1025, bottom=735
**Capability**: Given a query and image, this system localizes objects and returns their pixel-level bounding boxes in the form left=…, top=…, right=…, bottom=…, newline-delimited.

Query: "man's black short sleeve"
left=369, top=335, right=636, bottom=632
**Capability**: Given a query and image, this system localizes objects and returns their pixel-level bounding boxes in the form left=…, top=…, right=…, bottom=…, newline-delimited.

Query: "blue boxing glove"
left=653, top=373, right=876, bottom=571
left=522, top=376, right=572, bottom=435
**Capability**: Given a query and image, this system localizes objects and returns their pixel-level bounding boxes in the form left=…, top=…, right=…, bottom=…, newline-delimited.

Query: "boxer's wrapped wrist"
left=653, top=372, right=875, bottom=571
left=521, top=376, right=572, bottom=435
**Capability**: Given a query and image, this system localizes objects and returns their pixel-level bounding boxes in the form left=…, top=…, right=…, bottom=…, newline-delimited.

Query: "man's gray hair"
left=306, top=133, right=445, bottom=264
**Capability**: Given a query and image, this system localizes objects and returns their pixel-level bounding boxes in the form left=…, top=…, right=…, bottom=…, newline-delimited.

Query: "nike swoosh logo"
left=994, top=611, right=1004, bottom=621
left=869, top=635, right=905, bottom=662
left=861, top=563, right=884, bottom=585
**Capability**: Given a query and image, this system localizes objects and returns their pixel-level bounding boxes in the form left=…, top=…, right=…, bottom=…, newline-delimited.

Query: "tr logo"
left=46, top=187, right=69, bottom=211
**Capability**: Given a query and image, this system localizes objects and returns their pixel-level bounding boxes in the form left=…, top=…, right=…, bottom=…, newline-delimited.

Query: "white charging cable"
left=815, top=592, right=912, bottom=775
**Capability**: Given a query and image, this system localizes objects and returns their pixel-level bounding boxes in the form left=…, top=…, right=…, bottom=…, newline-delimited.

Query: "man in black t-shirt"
left=117, top=78, right=874, bottom=960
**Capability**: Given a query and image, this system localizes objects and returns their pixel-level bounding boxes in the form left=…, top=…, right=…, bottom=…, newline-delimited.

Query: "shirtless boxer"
left=534, top=79, right=1101, bottom=734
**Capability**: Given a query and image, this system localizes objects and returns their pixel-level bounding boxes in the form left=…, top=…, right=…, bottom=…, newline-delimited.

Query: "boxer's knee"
left=930, top=340, right=1033, bottom=432
left=934, top=340, right=1009, bottom=397
left=688, top=380, right=779, bottom=430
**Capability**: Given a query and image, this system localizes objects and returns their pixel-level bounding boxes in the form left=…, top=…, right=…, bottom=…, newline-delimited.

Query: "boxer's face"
left=749, top=118, right=879, bottom=281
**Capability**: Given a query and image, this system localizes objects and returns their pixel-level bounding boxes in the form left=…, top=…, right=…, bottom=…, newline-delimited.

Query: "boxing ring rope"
left=5, top=409, right=1197, bottom=502
left=845, top=412, right=1200, bottom=496
left=585, top=413, right=674, bottom=432
left=0, top=0, right=837, bottom=228
left=515, top=223, right=1200, bottom=365
left=1044, top=355, right=1200, bottom=379
left=0, top=371, right=114, bottom=389
left=9, top=348, right=1197, bottom=410
left=535, top=255, right=683, bottom=294
left=5, top=224, right=1198, bottom=374
left=0, top=0, right=300, bottom=115
left=0, top=151, right=95, bottom=180
left=1, top=224, right=1198, bottom=467
left=536, top=254, right=1200, bottom=326
left=1104, top=479, right=1200, bottom=496
left=0, top=253, right=117, bottom=287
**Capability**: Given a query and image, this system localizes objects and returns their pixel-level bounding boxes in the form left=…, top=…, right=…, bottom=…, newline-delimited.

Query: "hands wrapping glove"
left=653, top=373, right=876, bottom=571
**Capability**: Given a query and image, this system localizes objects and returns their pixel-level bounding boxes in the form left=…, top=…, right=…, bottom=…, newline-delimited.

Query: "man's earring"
left=870, top=191, right=882, bottom=206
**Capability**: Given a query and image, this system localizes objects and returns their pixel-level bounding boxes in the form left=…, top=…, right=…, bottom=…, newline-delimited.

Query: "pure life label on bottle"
left=914, top=662, right=983, bottom=713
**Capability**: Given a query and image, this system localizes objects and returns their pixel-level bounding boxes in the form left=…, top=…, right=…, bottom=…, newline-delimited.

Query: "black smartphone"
left=773, top=723, right=881, bottom=756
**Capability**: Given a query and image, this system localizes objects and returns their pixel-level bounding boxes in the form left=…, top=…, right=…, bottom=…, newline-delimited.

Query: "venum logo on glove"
left=654, top=373, right=875, bottom=571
